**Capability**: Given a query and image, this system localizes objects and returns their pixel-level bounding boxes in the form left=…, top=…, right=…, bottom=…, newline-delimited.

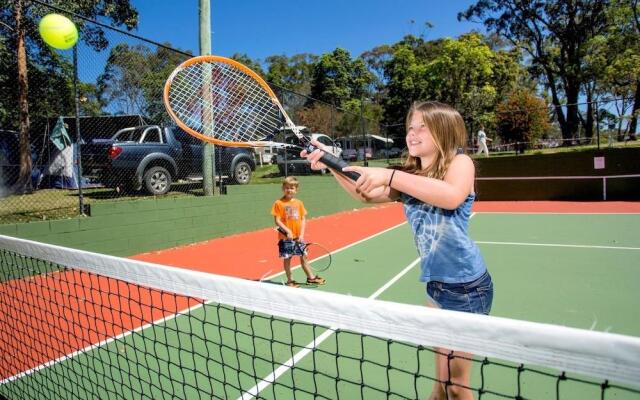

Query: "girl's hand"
left=300, top=139, right=329, bottom=171
left=342, top=166, right=394, bottom=196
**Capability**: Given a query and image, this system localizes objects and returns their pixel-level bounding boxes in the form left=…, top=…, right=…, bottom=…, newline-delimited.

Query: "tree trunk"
left=565, top=83, right=581, bottom=145
left=14, top=0, right=33, bottom=194
left=545, top=69, right=570, bottom=144
left=628, top=79, right=639, bottom=140
left=584, top=90, right=594, bottom=140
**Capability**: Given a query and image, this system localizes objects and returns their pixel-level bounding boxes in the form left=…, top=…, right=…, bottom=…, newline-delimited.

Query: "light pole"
left=360, top=97, right=368, bottom=166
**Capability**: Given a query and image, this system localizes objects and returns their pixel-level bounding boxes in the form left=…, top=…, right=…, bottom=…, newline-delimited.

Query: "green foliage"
left=0, top=2, right=139, bottom=126
left=230, top=53, right=264, bottom=76
left=309, top=48, right=375, bottom=107
left=460, top=0, right=625, bottom=140
left=496, top=89, right=551, bottom=146
left=381, top=33, right=521, bottom=137
left=265, top=53, right=317, bottom=94
left=97, top=44, right=190, bottom=123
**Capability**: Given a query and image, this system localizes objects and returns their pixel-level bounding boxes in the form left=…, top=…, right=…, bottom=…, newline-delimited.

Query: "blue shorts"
left=426, top=271, right=493, bottom=315
left=278, top=240, right=306, bottom=259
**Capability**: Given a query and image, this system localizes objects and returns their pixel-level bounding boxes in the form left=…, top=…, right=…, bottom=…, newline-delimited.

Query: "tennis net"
left=1, top=234, right=639, bottom=400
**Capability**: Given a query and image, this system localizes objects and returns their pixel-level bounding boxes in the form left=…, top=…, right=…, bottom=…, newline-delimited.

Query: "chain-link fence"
left=1, top=1, right=637, bottom=224
left=0, top=1, right=391, bottom=224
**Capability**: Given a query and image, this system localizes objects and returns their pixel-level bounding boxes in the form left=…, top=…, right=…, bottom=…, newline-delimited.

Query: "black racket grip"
left=306, top=145, right=360, bottom=181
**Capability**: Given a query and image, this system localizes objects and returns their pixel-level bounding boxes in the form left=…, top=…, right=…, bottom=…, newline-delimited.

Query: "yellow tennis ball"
left=39, top=14, right=78, bottom=50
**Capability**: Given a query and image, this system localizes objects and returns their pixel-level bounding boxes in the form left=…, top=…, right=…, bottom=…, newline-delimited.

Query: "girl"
left=302, top=101, right=493, bottom=400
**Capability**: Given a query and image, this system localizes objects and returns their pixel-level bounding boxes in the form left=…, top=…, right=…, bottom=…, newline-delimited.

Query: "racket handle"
left=306, top=145, right=361, bottom=181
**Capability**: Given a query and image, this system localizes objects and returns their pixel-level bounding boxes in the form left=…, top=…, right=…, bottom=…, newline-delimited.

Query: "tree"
left=97, top=43, right=189, bottom=123
left=230, top=52, right=264, bottom=76
left=2, top=0, right=138, bottom=193
left=601, top=0, right=640, bottom=139
left=296, top=103, right=339, bottom=137
left=496, top=89, right=551, bottom=151
left=460, top=0, right=615, bottom=145
left=97, top=44, right=150, bottom=115
left=309, top=48, right=374, bottom=108
left=381, top=33, right=521, bottom=140
left=265, top=53, right=317, bottom=94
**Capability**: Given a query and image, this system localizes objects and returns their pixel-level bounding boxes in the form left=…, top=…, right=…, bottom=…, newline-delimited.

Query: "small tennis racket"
left=276, top=227, right=332, bottom=272
left=163, top=55, right=359, bottom=181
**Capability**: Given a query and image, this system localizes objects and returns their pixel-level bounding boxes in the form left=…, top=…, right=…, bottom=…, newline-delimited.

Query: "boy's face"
left=282, top=184, right=298, bottom=199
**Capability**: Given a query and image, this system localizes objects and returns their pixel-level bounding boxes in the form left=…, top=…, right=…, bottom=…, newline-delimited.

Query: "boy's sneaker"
left=306, top=276, right=326, bottom=285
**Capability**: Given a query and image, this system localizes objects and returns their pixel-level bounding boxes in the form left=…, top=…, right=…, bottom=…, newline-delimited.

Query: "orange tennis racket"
left=163, top=55, right=359, bottom=181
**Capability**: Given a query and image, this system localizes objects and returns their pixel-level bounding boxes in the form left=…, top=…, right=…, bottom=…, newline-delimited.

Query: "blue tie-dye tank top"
left=401, top=192, right=486, bottom=283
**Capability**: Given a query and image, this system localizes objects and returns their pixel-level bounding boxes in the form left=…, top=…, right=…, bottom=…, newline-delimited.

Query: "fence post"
left=73, top=45, right=86, bottom=216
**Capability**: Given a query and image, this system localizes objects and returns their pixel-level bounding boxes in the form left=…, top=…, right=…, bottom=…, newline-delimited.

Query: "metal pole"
left=360, top=97, right=368, bottom=166
left=281, top=106, right=288, bottom=177
left=200, top=0, right=216, bottom=196
left=595, top=99, right=600, bottom=150
left=73, top=46, right=86, bottom=216
left=385, top=125, right=389, bottom=164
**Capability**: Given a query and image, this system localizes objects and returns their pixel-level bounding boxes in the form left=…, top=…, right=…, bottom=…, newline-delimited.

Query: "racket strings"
left=168, top=61, right=286, bottom=143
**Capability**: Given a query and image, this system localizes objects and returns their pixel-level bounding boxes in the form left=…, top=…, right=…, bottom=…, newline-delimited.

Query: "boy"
left=271, top=176, right=326, bottom=287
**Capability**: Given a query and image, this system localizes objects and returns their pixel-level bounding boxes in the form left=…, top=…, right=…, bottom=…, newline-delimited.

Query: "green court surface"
left=2, top=211, right=639, bottom=399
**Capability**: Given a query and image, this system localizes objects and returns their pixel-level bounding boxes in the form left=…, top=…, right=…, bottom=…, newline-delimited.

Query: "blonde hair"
left=282, top=176, right=300, bottom=188
left=402, top=101, right=467, bottom=180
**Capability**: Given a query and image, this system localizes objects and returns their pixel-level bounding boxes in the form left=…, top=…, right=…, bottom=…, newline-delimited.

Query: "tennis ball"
left=39, top=14, right=78, bottom=50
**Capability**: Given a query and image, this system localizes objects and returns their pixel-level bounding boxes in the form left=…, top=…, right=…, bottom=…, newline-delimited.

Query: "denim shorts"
left=426, top=271, right=493, bottom=315
left=278, top=240, right=306, bottom=259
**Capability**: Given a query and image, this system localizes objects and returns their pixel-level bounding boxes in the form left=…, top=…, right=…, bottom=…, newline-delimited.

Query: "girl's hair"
left=402, top=101, right=467, bottom=180
left=282, top=176, right=299, bottom=188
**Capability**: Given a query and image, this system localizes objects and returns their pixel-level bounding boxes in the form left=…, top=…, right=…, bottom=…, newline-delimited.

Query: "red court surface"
left=2, top=200, right=637, bottom=382
left=132, top=201, right=640, bottom=279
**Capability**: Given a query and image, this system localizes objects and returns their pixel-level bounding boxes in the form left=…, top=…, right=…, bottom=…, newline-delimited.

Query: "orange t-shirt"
left=271, top=198, right=307, bottom=239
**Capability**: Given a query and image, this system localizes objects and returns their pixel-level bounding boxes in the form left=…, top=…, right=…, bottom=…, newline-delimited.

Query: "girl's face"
left=406, top=113, right=436, bottom=160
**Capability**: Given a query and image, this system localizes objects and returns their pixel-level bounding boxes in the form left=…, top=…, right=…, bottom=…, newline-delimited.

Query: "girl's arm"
left=344, top=154, right=475, bottom=210
left=332, top=167, right=399, bottom=203
left=301, top=142, right=399, bottom=203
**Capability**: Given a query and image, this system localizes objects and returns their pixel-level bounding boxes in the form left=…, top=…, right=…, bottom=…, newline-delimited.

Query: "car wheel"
left=232, top=161, right=252, bottom=184
left=143, top=166, right=172, bottom=195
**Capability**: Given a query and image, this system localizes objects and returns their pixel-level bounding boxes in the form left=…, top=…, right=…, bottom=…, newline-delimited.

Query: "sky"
left=128, top=0, right=483, bottom=61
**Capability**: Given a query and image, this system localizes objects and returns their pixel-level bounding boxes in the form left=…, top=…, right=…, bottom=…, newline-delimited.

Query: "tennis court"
left=1, top=201, right=639, bottom=399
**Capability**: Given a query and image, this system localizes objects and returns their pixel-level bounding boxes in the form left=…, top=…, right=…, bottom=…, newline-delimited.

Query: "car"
left=81, top=125, right=256, bottom=195
left=275, top=128, right=342, bottom=175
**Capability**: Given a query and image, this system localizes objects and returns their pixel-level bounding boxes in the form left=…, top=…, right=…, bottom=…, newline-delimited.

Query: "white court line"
left=477, top=241, right=640, bottom=251
left=237, top=214, right=479, bottom=399
left=261, top=220, right=408, bottom=281
left=237, top=258, right=421, bottom=400
left=1, top=221, right=409, bottom=386
left=0, top=302, right=200, bottom=385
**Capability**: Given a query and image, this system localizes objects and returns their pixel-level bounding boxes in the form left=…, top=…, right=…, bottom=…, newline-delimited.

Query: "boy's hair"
left=282, top=176, right=300, bottom=188
left=403, top=101, right=467, bottom=180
